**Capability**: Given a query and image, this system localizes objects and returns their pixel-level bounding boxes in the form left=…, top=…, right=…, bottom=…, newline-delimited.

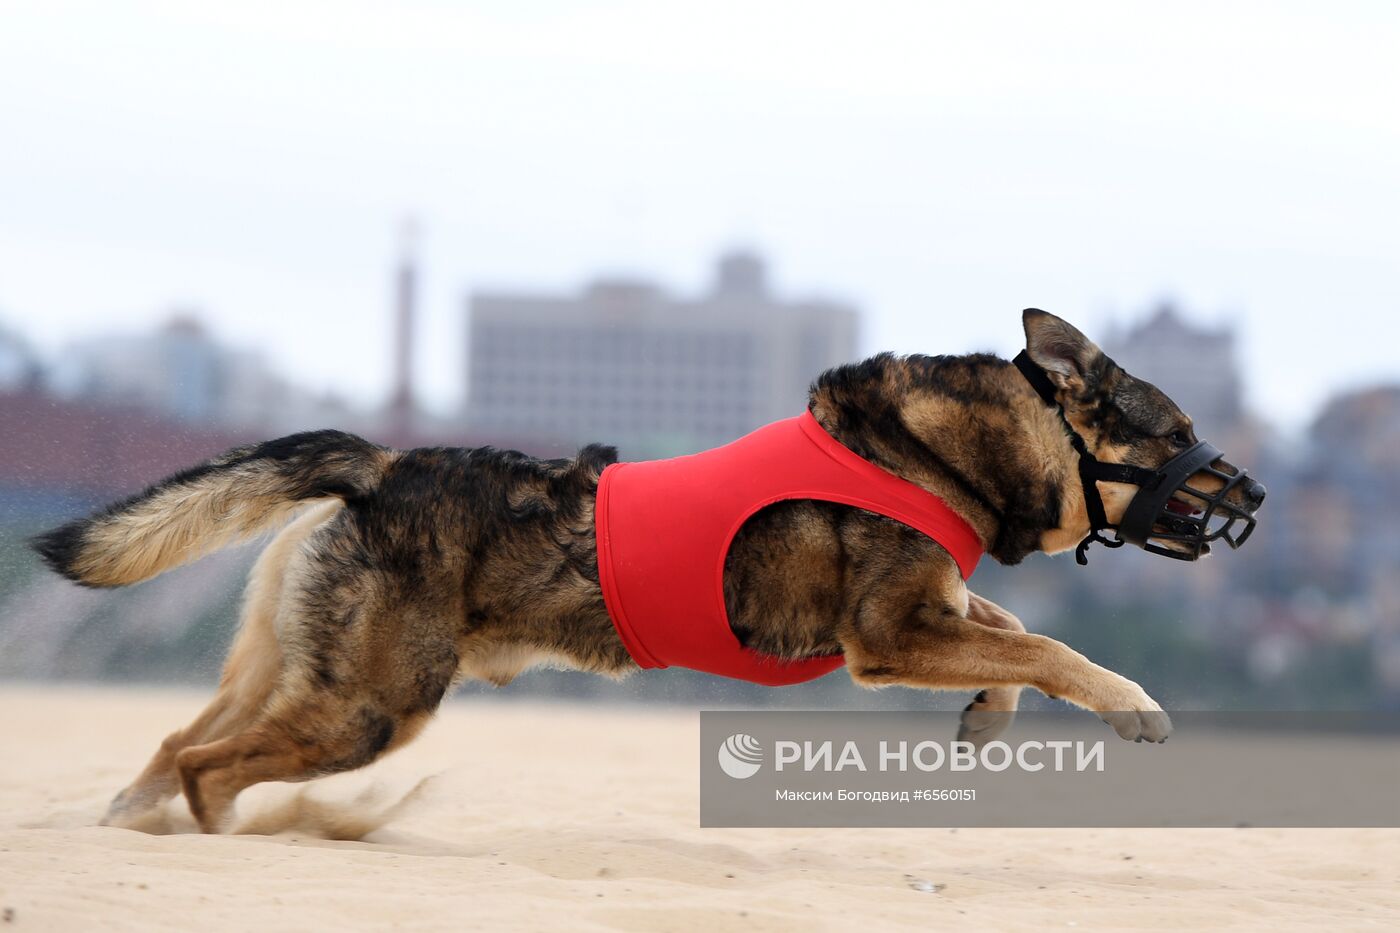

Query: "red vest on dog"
left=595, top=411, right=983, bottom=686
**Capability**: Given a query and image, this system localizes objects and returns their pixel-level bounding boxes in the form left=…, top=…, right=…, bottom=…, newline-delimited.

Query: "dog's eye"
left=1169, top=430, right=1191, bottom=448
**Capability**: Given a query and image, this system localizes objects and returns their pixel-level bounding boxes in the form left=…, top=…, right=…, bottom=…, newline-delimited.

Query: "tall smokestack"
left=390, top=218, right=418, bottom=429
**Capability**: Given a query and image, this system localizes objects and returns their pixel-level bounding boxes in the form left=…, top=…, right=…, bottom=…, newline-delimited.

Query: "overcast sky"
left=1, top=0, right=1396, bottom=432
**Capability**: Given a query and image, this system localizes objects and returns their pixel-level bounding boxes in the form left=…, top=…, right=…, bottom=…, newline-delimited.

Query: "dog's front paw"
left=1098, top=689, right=1172, bottom=743
left=956, top=688, right=1019, bottom=749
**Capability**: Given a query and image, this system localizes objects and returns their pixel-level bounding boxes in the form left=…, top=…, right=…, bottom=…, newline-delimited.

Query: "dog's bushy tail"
left=30, top=430, right=394, bottom=588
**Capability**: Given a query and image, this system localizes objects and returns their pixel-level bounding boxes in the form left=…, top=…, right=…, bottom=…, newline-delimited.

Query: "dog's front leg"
left=843, top=600, right=1171, bottom=743
left=956, top=592, right=1025, bottom=747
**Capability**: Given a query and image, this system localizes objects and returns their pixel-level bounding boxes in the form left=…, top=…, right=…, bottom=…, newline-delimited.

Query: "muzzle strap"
left=1013, top=351, right=1155, bottom=564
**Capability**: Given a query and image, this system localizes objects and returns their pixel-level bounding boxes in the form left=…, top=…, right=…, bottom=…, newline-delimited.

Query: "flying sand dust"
left=112, top=775, right=440, bottom=840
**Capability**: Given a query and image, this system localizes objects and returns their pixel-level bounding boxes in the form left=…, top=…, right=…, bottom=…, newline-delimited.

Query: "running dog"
left=32, top=310, right=1265, bottom=833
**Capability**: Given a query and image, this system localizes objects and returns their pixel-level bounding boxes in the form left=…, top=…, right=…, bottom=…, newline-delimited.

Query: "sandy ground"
left=0, top=685, right=1396, bottom=932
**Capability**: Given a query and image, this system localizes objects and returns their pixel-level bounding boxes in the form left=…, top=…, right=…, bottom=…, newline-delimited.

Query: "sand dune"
left=0, top=685, right=1395, bottom=931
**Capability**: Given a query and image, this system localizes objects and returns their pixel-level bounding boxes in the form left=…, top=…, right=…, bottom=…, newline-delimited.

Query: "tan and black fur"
left=31, top=310, right=1263, bottom=833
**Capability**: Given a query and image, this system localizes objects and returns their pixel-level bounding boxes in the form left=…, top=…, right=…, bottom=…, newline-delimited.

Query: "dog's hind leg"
left=956, top=592, right=1026, bottom=748
left=100, top=503, right=342, bottom=828
left=174, top=678, right=444, bottom=833
left=174, top=528, right=462, bottom=833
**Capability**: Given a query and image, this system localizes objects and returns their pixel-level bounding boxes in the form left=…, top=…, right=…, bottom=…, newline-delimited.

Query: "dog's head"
left=1022, top=309, right=1266, bottom=558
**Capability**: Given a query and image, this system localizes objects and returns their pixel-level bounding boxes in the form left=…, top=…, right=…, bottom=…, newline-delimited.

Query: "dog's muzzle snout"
left=1117, top=441, right=1265, bottom=561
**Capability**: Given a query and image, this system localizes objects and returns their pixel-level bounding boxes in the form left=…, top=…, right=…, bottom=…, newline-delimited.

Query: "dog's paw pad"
left=957, top=708, right=1016, bottom=749
left=1100, top=709, right=1173, bottom=743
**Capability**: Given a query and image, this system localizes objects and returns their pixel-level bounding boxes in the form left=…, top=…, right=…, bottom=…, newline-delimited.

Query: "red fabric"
left=595, top=411, right=984, bottom=686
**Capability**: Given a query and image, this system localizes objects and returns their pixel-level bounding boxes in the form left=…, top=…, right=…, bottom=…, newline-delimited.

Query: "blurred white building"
left=465, top=251, right=859, bottom=455
left=0, top=319, right=41, bottom=391
left=49, top=315, right=224, bottom=419
left=48, top=314, right=354, bottom=434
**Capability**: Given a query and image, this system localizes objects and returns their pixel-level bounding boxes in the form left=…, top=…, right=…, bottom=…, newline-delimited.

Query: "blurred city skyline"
left=2, top=1, right=1397, bottom=432
left=1, top=243, right=1387, bottom=446
left=0, top=238, right=1392, bottom=440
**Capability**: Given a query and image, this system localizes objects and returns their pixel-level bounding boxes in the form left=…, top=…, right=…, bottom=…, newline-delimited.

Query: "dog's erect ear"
left=1022, top=308, right=1106, bottom=394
